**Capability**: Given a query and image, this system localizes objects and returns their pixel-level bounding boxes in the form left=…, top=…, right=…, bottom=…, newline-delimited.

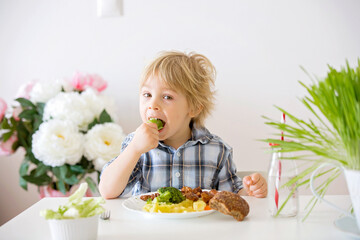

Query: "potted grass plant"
left=262, top=60, right=360, bottom=227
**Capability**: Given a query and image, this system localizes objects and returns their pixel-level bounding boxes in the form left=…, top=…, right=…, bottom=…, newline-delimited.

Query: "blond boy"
left=99, top=51, right=267, bottom=199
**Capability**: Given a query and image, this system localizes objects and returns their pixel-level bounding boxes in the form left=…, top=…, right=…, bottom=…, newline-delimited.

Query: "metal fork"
left=100, top=209, right=111, bottom=220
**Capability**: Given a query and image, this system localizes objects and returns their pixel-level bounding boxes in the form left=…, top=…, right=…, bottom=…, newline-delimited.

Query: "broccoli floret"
left=156, top=187, right=185, bottom=204
left=148, top=118, right=164, bottom=130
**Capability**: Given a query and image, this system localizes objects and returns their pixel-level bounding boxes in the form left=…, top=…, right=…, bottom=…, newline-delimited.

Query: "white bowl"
left=47, top=215, right=99, bottom=240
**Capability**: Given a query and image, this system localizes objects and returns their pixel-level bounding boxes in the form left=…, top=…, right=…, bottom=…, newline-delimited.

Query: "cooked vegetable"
left=40, top=183, right=105, bottom=220
left=193, top=199, right=207, bottom=211
left=148, top=118, right=164, bottom=130
left=156, top=187, right=185, bottom=204
left=143, top=199, right=207, bottom=213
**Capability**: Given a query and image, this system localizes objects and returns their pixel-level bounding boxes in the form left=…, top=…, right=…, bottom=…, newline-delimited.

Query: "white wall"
left=1, top=0, right=359, bottom=225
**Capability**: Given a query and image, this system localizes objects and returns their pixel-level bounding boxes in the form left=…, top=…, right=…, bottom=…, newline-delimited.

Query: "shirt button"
left=177, top=152, right=181, bottom=157
left=175, top=172, right=181, bottom=178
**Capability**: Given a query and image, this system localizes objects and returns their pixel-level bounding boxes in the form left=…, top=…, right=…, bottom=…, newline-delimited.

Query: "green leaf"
left=22, top=174, right=51, bottom=186
left=70, top=165, right=85, bottom=173
left=33, top=116, right=43, bottom=132
left=11, top=140, right=20, bottom=151
left=57, top=180, right=66, bottom=195
left=10, top=117, right=17, bottom=127
left=19, top=109, right=37, bottom=120
left=16, top=121, right=30, bottom=148
left=15, top=98, right=36, bottom=109
left=1, top=118, right=11, bottom=129
left=60, top=165, right=68, bottom=180
left=25, top=152, right=40, bottom=164
left=52, top=167, right=61, bottom=180
left=22, top=121, right=33, bottom=134
left=36, top=102, right=45, bottom=116
left=78, top=156, right=93, bottom=169
left=85, top=176, right=99, bottom=194
left=2, top=130, right=14, bottom=142
left=99, top=109, right=112, bottom=124
left=19, top=161, right=29, bottom=176
left=87, top=118, right=99, bottom=130
left=34, top=164, right=50, bottom=177
left=19, top=176, right=28, bottom=190
left=64, top=175, right=79, bottom=185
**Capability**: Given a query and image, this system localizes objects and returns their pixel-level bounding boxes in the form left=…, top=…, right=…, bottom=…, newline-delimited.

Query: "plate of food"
left=122, top=187, right=217, bottom=219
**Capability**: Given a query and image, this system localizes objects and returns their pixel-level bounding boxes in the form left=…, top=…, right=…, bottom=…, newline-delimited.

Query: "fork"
left=100, top=209, right=111, bottom=220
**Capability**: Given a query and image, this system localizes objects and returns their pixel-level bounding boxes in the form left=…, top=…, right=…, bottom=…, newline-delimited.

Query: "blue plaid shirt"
left=102, top=125, right=243, bottom=197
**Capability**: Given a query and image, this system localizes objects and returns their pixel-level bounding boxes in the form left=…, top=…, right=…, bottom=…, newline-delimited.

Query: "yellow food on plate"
left=193, top=199, right=207, bottom=211
left=143, top=199, right=207, bottom=213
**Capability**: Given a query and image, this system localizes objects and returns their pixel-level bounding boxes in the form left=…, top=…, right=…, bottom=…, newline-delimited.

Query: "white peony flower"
left=84, top=123, right=125, bottom=171
left=30, top=80, right=62, bottom=103
left=32, top=120, right=84, bottom=167
left=81, top=88, right=119, bottom=123
left=43, top=92, right=95, bottom=131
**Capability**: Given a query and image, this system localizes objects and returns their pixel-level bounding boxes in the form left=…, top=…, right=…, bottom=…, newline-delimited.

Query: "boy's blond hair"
left=140, top=51, right=216, bottom=127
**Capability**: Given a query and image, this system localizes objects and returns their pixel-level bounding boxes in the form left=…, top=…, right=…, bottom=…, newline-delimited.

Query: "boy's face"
left=140, top=75, right=194, bottom=144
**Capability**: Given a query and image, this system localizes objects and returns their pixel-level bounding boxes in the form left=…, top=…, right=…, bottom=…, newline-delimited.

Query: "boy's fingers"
left=243, top=176, right=252, bottom=187
left=145, top=123, right=161, bottom=136
left=249, top=178, right=266, bottom=192
left=254, top=188, right=267, bottom=197
left=253, top=191, right=267, bottom=198
left=250, top=173, right=261, bottom=184
left=252, top=183, right=267, bottom=195
left=146, top=122, right=158, bottom=130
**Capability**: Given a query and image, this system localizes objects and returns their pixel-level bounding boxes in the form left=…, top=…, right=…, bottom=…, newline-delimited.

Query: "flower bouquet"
left=0, top=72, right=126, bottom=195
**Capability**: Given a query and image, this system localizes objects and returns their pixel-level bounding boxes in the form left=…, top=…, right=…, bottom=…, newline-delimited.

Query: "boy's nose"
left=148, top=100, right=160, bottom=110
left=148, top=105, right=159, bottom=110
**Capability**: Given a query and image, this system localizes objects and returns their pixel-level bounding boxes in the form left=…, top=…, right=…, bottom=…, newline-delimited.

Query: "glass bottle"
left=268, top=148, right=299, bottom=217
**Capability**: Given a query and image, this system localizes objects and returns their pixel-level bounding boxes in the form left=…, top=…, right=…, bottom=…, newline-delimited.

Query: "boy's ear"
left=189, top=106, right=203, bottom=118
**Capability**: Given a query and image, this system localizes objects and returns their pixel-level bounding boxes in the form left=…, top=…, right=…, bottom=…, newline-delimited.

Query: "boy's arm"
left=99, top=144, right=142, bottom=199
left=99, top=122, right=159, bottom=199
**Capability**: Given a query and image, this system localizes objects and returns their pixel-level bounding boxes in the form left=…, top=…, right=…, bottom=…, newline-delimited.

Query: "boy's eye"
left=143, top=93, right=151, bottom=98
left=163, top=95, right=173, bottom=100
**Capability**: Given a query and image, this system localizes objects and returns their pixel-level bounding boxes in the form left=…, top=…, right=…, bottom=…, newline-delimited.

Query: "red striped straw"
left=274, top=113, right=286, bottom=210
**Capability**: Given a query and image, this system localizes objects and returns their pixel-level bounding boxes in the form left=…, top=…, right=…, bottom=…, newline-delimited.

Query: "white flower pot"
left=48, top=215, right=99, bottom=240
left=310, top=163, right=360, bottom=231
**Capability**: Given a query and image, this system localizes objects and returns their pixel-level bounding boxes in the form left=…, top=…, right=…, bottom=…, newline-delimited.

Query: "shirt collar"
left=158, top=123, right=213, bottom=150
left=189, top=123, right=212, bottom=145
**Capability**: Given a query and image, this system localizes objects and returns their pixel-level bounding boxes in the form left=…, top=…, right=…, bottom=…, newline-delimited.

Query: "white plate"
left=122, top=192, right=215, bottom=219
left=334, top=216, right=360, bottom=238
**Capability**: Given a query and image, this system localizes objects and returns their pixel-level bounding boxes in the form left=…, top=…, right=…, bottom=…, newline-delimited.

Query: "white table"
left=0, top=195, right=356, bottom=240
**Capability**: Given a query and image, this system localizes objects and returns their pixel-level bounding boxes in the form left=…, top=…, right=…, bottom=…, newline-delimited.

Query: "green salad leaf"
left=40, top=182, right=105, bottom=220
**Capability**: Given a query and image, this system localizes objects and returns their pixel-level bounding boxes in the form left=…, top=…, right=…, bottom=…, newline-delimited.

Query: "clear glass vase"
left=268, top=149, right=299, bottom=217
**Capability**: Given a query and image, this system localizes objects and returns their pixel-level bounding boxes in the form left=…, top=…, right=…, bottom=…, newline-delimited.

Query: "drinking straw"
left=274, top=113, right=286, bottom=210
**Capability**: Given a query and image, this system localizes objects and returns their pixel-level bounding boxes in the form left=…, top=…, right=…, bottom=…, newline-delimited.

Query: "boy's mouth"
left=148, top=117, right=165, bottom=130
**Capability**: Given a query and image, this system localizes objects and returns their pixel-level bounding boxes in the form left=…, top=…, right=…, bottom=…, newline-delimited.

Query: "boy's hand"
left=130, top=122, right=159, bottom=154
left=243, top=173, right=267, bottom=198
